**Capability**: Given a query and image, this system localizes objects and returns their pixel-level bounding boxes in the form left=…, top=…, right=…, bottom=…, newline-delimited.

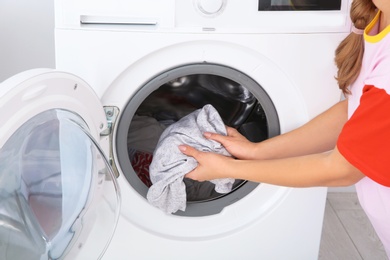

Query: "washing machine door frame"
left=99, top=40, right=327, bottom=240
left=114, top=62, right=282, bottom=217
left=0, top=69, right=120, bottom=260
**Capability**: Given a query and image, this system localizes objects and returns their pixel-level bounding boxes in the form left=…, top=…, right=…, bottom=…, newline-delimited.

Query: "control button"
left=196, top=0, right=226, bottom=16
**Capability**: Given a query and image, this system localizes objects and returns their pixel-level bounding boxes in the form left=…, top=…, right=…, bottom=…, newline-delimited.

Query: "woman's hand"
left=204, top=126, right=259, bottom=159
left=179, top=145, right=235, bottom=182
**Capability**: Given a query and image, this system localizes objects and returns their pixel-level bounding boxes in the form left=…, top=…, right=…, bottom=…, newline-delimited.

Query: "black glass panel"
left=259, top=0, right=341, bottom=11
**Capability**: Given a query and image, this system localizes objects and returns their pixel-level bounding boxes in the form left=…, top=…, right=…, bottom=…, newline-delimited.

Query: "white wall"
left=0, top=0, right=55, bottom=82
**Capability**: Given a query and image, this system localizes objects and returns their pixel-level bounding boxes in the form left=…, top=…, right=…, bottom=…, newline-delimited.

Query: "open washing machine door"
left=0, top=69, right=120, bottom=260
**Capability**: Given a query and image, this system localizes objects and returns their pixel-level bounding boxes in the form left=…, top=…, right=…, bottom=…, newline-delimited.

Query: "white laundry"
left=147, top=104, right=235, bottom=214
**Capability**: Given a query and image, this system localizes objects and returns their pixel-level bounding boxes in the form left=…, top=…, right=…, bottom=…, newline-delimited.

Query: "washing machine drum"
left=120, top=64, right=280, bottom=216
left=0, top=70, right=120, bottom=260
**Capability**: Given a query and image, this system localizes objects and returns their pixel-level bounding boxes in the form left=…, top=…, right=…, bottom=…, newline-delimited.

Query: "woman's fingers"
left=178, top=144, right=199, bottom=158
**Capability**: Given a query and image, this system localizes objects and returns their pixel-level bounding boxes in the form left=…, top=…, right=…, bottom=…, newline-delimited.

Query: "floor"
left=319, top=192, right=388, bottom=260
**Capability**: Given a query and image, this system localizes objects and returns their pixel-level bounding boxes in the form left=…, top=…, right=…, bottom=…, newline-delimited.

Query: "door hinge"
left=102, top=106, right=120, bottom=178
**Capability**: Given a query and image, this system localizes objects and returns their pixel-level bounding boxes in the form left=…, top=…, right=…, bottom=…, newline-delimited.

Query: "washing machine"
left=0, top=0, right=352, bottom=259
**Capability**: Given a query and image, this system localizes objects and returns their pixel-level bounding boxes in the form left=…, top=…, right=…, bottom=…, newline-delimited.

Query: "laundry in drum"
left=127, top=115, right=167, bottom=187
left=146, top=104, right=235, bottom=214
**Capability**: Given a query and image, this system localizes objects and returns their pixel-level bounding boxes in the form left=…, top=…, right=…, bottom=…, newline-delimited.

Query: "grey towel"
left=147, top=104, right=235, bottom=214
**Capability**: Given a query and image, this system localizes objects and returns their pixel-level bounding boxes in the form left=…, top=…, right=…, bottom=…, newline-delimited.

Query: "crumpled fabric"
left=147, top=104, right=235, bottom=214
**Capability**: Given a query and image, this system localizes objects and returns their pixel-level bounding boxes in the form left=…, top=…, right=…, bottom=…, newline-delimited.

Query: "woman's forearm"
left=216, top=147, right=364, bottom=188
left=181, top=143, right=364, bottom=187
left=253, top=99, right=348, bottom=160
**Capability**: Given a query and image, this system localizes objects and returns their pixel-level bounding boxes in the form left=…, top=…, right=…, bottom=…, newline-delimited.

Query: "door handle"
left=80, top=15, right=158, bottom=26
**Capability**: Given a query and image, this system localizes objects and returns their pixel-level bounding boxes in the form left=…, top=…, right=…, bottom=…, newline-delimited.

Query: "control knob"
left=196, top=0, right=226, bottom=16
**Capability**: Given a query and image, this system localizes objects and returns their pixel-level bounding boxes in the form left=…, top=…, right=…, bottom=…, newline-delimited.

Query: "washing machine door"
left=0, top=69, right=120, bottom=260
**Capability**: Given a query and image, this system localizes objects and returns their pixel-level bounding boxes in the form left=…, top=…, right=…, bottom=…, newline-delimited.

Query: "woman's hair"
left=335, top=0, right=377, bottom=94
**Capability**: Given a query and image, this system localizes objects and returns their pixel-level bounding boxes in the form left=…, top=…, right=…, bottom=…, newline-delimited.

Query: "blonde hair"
left=335, top=0, right=376, bottom=94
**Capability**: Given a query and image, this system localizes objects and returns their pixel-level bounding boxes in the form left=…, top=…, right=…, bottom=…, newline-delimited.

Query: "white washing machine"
left=0, top=0, right=352, bottom=259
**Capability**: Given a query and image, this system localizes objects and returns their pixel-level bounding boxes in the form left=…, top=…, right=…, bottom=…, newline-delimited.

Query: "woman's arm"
left=206, top=99, right=348, bottom=160
left=179, top=99, right=363, bottom=187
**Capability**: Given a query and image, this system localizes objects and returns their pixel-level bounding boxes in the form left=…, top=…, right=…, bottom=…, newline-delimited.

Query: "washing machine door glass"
left=0, top=109, right=119, bottom=259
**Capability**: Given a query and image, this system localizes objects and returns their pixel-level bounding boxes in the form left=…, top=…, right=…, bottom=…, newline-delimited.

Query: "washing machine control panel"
left=176, top=0, right=351, bottom=33
left=195, top=0, right=226, bottom=16
left=56, top=0, right=351, bottom=34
